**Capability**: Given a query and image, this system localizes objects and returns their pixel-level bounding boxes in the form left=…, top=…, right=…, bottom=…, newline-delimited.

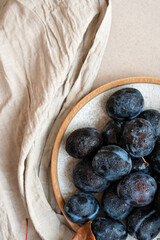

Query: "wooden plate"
left=51, top=77, right=160, bottom=234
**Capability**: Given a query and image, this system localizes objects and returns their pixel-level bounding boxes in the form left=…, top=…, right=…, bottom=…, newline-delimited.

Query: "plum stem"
left=142, top=157, right=149, bottom=167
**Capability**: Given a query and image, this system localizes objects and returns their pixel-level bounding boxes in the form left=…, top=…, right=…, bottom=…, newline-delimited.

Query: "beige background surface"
left=94, top=0, right=160, bottom=89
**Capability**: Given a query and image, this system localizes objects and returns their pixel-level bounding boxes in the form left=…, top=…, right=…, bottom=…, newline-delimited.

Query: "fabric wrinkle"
left=0, top=0, right=112, bottom=239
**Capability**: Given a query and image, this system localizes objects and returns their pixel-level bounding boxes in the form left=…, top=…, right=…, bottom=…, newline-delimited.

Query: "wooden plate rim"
left=51, top=77, right=160, bottom=232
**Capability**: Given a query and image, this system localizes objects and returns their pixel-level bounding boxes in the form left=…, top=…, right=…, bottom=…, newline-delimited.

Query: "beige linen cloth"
left=0, top=0, right=112, bottom=239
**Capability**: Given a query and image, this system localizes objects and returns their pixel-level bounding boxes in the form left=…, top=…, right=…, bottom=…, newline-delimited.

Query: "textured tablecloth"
left=0, top=0, right=111, bottom=239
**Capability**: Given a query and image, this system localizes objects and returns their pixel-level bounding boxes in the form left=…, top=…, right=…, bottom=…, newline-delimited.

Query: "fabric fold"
left=0, top=0, right=112, bottom=239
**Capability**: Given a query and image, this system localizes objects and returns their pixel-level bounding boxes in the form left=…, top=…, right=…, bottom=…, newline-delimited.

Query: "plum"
left=123, top=118, right=155, bottom=158
left=146, top=140, right=160, bottom=174
left=102, top=120, right=123, bottom=146
left=92, top=145, right=132, bottom=180
left=117, top=172, right=157, bottom=207
left=102, top=182, right=133, bottom=220
left=91, top=217, right=127, bottom=240
left=64, top=192, right=99, bottom=225
left=139, top=109, right=160, bottom=139
left=127, top=205, right=160, bottom=240
left=65, top=128, right=103, bottom=159
left=106, top=88, right=144, bottom=121
left=72, top=160, right=110, bottom=193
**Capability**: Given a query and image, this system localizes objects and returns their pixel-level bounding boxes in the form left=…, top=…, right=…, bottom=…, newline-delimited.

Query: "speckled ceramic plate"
left=51, top=77, right=160, bottom=238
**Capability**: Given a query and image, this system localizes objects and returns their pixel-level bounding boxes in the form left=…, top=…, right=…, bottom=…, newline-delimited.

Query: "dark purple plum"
left=91, top=217, right=127, bottom=240
left=106, top=88, right=144, bottom=121
left=102, top=183, right=133, bottom=220
left=102, top=120, right=123, bottom=146
left=154, top=188, right=160, bottom=216
left=72, top=160, right=110, bottom=193
left=123, top=118, right=155, bottom=158
left=92, top=145, right=132, bottom=180
left=65, top=128, right=103, bottom=159
left=131, top=157, right=153, bottom=175
left=139, top=109, right=160, bottom=139
left=64, top=192, right=99, bottom=225
left=117, top=172, right=157, bottom=207
left=146, top=140, right=160, bottom=174
left=127, top=205, right=160, bottom=240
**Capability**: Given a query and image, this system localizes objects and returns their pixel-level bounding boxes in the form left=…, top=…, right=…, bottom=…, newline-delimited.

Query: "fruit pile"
left=64, top=88, right=160, bottom=240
